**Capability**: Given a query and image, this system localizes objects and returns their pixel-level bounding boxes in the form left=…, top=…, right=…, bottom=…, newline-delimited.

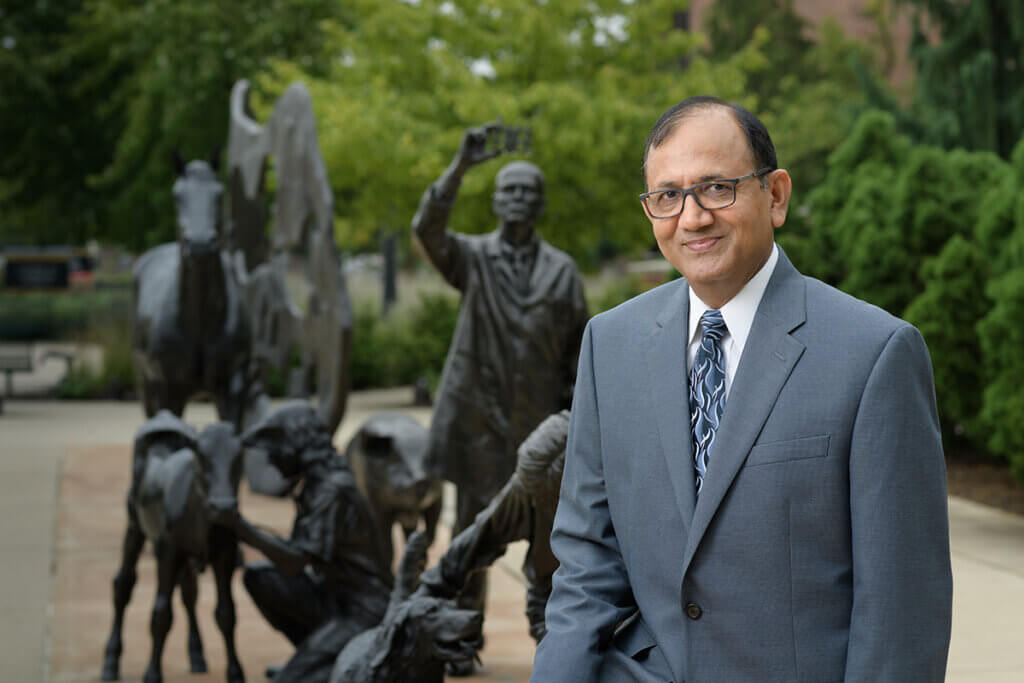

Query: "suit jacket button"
left=685, top=603, right=702, bottom=620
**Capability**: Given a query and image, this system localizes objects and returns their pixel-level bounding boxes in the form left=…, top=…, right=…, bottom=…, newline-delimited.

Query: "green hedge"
left=50, top=314, right=135, bottom=399
left=350, top=291, right=460, bottom=390
left=0, top=290, right=131, bottom=340
left=783, top=110, right=1024, bottom=481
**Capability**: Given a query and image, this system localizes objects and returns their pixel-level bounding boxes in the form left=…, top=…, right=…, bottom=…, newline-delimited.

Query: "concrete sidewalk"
left=2, top=394, right=1024, bottom=681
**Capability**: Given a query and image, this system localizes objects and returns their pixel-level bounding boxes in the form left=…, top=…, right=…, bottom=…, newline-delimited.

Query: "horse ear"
left=210, top=147, right=221, bottom=173
left=172, top=149, right=186, bottom=176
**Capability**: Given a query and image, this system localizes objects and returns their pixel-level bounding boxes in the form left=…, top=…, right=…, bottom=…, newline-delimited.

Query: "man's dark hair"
left=641, top=96, right=778, bottom=187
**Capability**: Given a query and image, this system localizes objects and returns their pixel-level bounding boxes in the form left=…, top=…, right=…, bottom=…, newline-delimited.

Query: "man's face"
left=493, top=167, right=544, bottom=226
left=643, top=107, right=790, bottom=308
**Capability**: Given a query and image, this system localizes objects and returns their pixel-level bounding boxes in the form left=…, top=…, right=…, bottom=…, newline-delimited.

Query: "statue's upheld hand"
left=453, top=122, right=507, bottom=172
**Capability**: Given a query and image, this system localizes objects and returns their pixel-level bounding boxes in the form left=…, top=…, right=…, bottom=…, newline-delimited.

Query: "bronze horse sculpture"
left=131, top=153, right=253, bottom=427
left=101, top=412, right=246, bottom=683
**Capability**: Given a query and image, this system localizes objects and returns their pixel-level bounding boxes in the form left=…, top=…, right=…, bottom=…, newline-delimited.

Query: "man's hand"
left=453, top=122, right=506, bottom=172
left=417, top=564, right=459, bottom=599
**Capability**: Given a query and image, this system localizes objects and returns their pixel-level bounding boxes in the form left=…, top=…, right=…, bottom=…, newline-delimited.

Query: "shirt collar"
left=687, top=243, right=778, bottom=354
left=499, top=232, right=539, bottom=259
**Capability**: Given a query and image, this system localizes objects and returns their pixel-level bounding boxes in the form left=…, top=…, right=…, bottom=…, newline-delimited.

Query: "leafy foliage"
left=802, top=109, right=1024, bottom=479
left=54, top=317, right=135, bottom=400
left=0, top=0, right=104, bottom=246
left=350, top=291, right=459, bottom=390
left=255, top=0, right=764, bottom=267
left=903, top=236, right=988, bottom=440
left=860, top=0, right=1024, bottom=160
left=0, top=289, right=130, bottom=340
left=978, top=267, right=1024, bottom=480
left=0, top=0, right=346, bottom=250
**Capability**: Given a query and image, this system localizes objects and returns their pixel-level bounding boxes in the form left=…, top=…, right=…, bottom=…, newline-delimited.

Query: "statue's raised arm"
left=411, top=122, right=505, bottom=284
left=412, top=121, right=535, bottom=289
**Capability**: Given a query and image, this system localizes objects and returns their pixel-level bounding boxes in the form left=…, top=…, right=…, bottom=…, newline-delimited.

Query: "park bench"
left=0, top=345, right=77, bottom=414
left=0, top=344, right=33, bottom=414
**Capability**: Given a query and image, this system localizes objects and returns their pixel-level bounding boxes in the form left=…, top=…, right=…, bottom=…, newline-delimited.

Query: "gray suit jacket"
left=532, top=249, right=952, bottom=682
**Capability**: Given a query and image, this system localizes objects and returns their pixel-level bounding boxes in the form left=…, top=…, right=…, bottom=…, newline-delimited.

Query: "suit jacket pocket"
left=605, top=612, right=674, bottom=680
left=612, top=612, right=656, bottom=658
left=606, top=614, right=671, bottom=667
left=745, top=434, right=830, bottom=468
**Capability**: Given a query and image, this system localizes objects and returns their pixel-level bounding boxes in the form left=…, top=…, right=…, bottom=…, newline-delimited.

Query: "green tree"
left=865, top=0, right=1024, bottom=159
left=801, top=109, right=1024, bottom=480
left=0, top=0, right=103, bottom=246
left=978, top=266, right=1024, bottom=479
left=800, top=111, right=1003, bottom=313
left=974, top=137, right=1024, bottom=479
left=903, top=236, right=989, bottom=443
left=704, top=0, right=812, bottom=100
left=0, top=0, right=346, bottom=251
left=790, top=110, right=909, bottom=286
left=259, top=0, right=764, bottom=266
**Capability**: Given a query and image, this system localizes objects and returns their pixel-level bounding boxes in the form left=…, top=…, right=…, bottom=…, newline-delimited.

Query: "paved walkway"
left=2, top=393, right=1024, bottom=681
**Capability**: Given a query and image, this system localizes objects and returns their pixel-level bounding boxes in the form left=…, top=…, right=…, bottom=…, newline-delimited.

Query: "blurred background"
left=2, top=0, right=1023, bottom=499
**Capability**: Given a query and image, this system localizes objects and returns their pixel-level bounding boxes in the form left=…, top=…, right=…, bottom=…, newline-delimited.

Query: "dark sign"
left=4, top=259, right=69, bottom=289
left=2, top=247, right=94, bottom=290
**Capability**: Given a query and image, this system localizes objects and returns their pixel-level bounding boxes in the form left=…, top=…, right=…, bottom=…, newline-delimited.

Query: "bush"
left=588, top=276, right=648, bottom=315
left=350, top=291, right=459, bottom=390
left=802, top=110, right=1024, bottom=483
left=0, top=290, right=131, bottom=340
left=55, top=317, right=135, bottom=399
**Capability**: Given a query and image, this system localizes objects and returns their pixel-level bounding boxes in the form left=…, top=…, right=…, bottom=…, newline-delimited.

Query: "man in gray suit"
left=532, top=97, right=952, bottom=682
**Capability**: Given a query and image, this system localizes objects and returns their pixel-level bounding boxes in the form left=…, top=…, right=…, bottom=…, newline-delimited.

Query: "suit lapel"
left=681, top=251, right=807, bottom=575
left=644, top=279, right=697, bottom=531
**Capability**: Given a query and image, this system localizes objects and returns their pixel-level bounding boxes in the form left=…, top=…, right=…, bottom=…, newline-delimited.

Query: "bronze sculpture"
left=328, top=531, right=483, bottom=683
left=221, top=402, right=393, bottom=683
left=418, top=409, right=569, bottom=645
left=345, top=412, right=444, bottom=567
left=227, top=80, right=352, bottom=437
left=131, top=154, right=254, bottom=427
left=101, top=412, right=246, bottom=683
left=411, top=122, right=588, bottom=672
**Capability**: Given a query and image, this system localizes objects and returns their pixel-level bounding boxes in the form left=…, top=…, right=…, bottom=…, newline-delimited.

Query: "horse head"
left=172, top=152, right=224, bottom=261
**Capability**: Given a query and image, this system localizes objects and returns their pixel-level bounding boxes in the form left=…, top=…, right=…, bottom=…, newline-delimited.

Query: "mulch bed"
left=946, top=453, right=1024, bottom=517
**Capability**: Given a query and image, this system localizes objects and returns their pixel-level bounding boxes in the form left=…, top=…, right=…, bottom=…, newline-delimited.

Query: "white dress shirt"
left=687, top=243, right=779, bottom=400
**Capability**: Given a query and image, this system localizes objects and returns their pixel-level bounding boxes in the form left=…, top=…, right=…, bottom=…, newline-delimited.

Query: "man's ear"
left=768, top=169, right=792, bottom=228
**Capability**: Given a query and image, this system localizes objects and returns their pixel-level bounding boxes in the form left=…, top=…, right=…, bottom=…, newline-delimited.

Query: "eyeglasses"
left=639, top=168, right=772, bottom=219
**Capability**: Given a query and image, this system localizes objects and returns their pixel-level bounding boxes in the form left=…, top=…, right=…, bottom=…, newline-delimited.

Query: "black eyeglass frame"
left=639, top=167, right=773, bottom=219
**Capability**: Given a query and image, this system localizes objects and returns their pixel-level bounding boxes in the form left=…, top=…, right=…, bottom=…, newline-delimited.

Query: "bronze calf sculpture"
left=101, top=412, right=246, bottom=683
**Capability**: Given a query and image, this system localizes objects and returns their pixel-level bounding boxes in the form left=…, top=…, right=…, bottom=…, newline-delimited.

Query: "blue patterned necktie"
left=689, top=309, right=728, bottom=495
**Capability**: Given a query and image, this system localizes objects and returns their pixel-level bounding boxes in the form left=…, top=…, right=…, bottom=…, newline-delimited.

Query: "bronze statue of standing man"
left=411, top=122, right=587, bottom=674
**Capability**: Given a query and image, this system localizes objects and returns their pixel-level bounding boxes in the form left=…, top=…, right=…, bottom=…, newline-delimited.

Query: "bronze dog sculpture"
left=328, top=531, right=482, bottom=683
